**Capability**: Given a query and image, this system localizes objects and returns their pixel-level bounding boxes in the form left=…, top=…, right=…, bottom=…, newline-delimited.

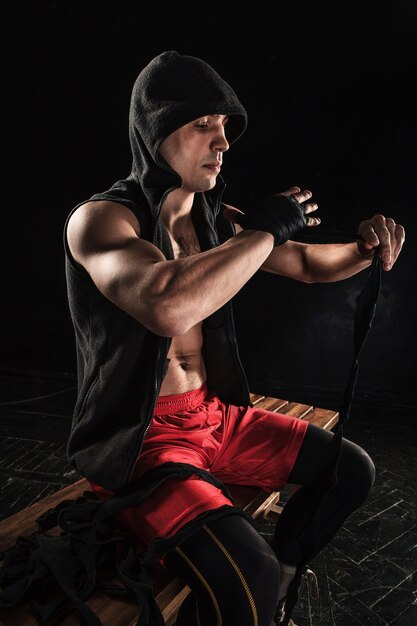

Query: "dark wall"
left=2, top=1, right=416, bottom=411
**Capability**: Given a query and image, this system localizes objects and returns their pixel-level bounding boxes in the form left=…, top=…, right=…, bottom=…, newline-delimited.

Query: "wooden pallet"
left=0, top=393, right=338, bottom=626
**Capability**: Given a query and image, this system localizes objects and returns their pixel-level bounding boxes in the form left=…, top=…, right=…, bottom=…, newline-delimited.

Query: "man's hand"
left=357, top=214, right=405, bottom=271
left=278, top=186, right=321, bottom=226
left=223, top=185, right=321, bottom=229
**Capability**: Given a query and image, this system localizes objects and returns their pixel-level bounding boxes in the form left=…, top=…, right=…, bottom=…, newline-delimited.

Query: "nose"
left=211, top=125, right=229, bottom=153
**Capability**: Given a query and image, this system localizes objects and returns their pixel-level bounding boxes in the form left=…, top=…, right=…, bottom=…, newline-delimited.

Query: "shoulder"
left=66, top=200, right=142, bottom=265
left=68, top=200, right=141, bottom=238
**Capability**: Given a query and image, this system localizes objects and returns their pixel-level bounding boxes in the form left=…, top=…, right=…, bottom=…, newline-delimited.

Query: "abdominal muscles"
left=158, top=322, right=207, bottom=396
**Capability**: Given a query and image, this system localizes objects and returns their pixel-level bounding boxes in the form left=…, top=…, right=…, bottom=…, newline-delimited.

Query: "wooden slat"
left=242, top=489, right=272, bottom=517
left=252, top=396, right=289, bottom=412
left=252, top=397, right=339, bottom=431
left=160, top=585, right=190, bottom=626
left=226, top=484, right=279, bottom=519
left=249, top=392, right=265, bottom=404
left=250, top=491, right=281, bottom=520
left=277, top=402, right=314, bottom=419
left=61, top=590, right=139, bottom=626
left=302, top=407, right=339, bottom=430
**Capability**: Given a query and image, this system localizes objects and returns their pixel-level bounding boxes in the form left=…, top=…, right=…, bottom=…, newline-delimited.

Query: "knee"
left=227, top=540, right=280, bottom=625
left=355, top=447, right=375, bottom=503
left=168, top=516, right=281, bottom=626
left=250, top=538, right=281, bottom=596
left=184, top=539, right=280, bottom=626
left=340, top=438, right=376, bottom=503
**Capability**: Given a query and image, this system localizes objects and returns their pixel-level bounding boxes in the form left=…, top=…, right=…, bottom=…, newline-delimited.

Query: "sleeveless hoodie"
left=63, top=51, right=250, bottom=491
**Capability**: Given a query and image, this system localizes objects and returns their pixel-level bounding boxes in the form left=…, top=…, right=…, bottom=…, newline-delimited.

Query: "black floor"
left=0, top=372, right=416, bottom=626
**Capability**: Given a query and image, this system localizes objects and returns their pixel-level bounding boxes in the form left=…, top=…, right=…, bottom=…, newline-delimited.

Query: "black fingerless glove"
left=235, top=194, right=306, bottom=246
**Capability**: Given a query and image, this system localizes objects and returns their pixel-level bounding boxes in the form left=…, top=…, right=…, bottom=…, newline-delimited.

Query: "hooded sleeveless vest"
left=63, top=51, right=250, bottom=491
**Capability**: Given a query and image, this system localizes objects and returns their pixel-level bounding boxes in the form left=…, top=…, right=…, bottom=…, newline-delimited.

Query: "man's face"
left=158, top=115, right=229, bottom=192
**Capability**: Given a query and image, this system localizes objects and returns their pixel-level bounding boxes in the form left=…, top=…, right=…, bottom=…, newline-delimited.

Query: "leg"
left=164, top=514, right=280, bottom=626
left=271, top=423, right=376, bottom=565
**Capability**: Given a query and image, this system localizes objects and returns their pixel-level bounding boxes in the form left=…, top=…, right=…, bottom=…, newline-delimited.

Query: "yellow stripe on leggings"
left=203, top=525, right=259, bottom=626
left=175, top=546, right=222, bottom=626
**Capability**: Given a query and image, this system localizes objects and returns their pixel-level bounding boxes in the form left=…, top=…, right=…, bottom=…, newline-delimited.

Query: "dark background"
left=2, top=1, right=416, bottom=415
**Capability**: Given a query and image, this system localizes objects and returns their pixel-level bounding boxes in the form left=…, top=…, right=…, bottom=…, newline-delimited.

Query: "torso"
left=158, top=216, right=207, bottom=396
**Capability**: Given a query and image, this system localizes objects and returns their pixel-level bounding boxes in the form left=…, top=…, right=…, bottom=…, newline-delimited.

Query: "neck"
left=161, top=187, right=195, bottom=232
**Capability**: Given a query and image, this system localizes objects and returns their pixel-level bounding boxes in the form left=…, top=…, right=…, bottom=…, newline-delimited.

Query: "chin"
left=199, top=176, right=217, bottom=191
left=184, top=181, right=215, bottom=193
left=183, top=173, right=217, bottom=193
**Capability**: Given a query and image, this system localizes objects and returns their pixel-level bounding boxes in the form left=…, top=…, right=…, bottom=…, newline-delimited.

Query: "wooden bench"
left=0, top=393, right=339, bottom=626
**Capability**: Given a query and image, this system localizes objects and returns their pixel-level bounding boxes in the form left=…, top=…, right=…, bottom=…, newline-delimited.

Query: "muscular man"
left=64, top=51, right=404, bottom=625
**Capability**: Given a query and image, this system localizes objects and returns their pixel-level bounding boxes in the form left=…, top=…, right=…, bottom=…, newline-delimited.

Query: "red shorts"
left=89, top=384, right=308, bottom=546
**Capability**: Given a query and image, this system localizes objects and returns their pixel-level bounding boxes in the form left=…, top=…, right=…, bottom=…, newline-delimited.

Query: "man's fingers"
left=280, top=187, right=313, bottom=202
left=223, top=192, right=321, bottom=231
left=359, top=219, right=380, bottom=248
left=373, top=214, right=394, bottom=269
left=303, top=202, right=319, bottom=215
left=280, top=186, right=301, bottom=197
left=361, top=216, right=391, bottom=269
left=392, top=223, right=405, bottom=265
left=385, top=218, right=397, bottom=267
left=359, top=214, right=405, bottom=271
left=297, top=193, right=320, bottom=226
left=280, top=188, right=320, bottom=226
left=305, top=216, right=321, bottom=227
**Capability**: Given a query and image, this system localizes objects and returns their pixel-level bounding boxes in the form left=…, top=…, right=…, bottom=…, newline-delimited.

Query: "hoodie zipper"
left=128, top=336, right=169, bottom=480
left=211, top=185, right=251, bottom=406
left=127, top=182, right=246, bottom=483
left=127, top=186, right=177, bottom=484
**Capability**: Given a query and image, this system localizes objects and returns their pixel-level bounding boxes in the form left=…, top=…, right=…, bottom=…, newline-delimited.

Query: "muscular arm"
left=224, top=201, right=404, bottom=283
left=227, top=213, right=373, bottom=283
left=260, top=240, right=374, bottom=283
left=66, top=201, right=274, bottom=337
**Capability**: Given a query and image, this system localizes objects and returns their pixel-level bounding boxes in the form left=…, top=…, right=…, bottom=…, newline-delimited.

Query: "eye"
left=195, top=119, right=209, bottom=129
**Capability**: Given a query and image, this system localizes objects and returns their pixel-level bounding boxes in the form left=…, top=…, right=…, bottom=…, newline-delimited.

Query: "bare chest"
left=168, top=225, right=201, bottom=259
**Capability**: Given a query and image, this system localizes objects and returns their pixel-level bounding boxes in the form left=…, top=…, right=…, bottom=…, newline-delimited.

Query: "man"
left=64, top=51, right=404, bottom=625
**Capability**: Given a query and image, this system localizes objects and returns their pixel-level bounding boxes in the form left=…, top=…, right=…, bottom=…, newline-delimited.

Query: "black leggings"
left=164, top=424, right=375, bottom=626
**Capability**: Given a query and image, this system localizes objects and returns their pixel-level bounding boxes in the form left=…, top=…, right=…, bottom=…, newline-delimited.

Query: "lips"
left=203, top=162, right=221, bottom=172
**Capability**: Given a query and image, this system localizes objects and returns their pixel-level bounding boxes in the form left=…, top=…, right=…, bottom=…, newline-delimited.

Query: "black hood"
left=127, top=50, right=247, bottom=215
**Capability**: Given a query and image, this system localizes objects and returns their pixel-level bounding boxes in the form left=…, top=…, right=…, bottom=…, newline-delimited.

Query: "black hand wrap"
left=235, top=194, right=307, bottom=246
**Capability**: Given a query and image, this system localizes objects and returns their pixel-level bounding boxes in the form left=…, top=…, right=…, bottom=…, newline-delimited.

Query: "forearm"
left=156, top=230, right=274, bottom=332
left=303, top=241, right=374, bottom=283
left=143, top=229, right=274, bottom=335
left=259, top=239, right=374, bottom=283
